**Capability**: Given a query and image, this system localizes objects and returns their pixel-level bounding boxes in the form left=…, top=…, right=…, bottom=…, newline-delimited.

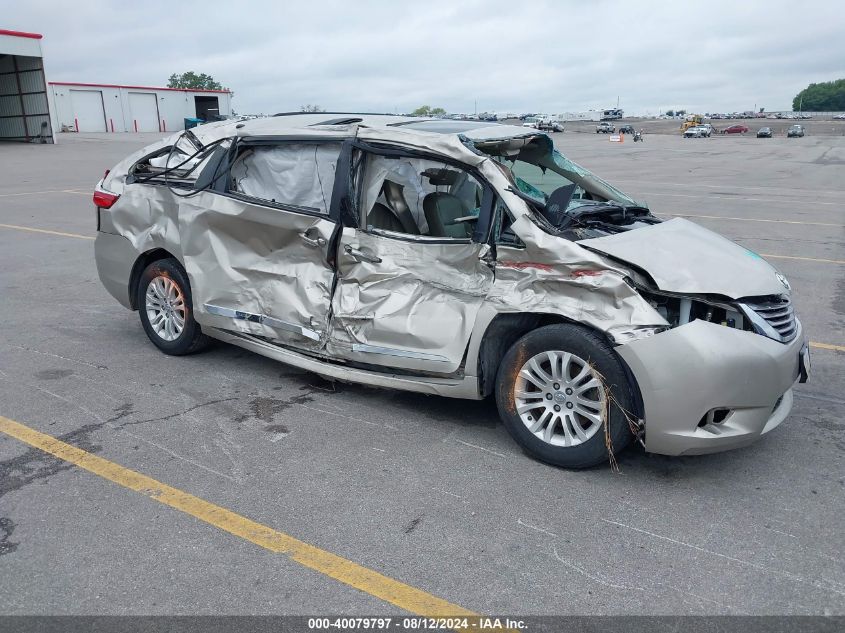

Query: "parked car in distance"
left=619, top=125, right=635, bottom=134
left=834, top=113, right=845, bottom=120
left=683, top=125, right=710, bottom=138
left=721, top=124, right=749, bottom=135
left=536, top=117, right=565, bottom=132
left=93, top=114, right=809, bottom=469
left=757, top=127, right=773, bottom=138
left=596, top=122, right=615, bottom=133
left=787, top=124, right=805, bottom=138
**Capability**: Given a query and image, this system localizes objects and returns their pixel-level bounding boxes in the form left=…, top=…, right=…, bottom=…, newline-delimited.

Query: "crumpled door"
left=180, top=190, right=337, bottom=350
left=328, top=227, right=494, bottom=374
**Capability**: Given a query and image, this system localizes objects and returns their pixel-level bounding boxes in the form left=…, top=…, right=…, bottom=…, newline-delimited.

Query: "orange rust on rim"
left=504, top=340, right=530, bottom=416
left=497, top=260, right=555, bottom=272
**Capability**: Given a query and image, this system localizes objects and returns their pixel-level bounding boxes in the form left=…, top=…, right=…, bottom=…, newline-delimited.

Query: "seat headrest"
left=421, top=168, right=461, bottom=187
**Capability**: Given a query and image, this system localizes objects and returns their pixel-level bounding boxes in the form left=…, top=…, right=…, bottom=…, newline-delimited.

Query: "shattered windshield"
left=477, top=135, right=653, bottom=233
left=500, top=150, right=637, bottom=209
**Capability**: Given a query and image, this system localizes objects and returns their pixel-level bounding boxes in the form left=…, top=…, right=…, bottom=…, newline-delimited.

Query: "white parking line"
left=0, top=188, right=91, bottom=197
left=640, top=191, right=840, bottom=206
left=668, top=213, right=841, bottom=228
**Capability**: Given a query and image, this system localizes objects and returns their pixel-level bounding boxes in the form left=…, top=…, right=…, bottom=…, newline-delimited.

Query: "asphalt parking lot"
left=1, top=130, right=843, bottom=617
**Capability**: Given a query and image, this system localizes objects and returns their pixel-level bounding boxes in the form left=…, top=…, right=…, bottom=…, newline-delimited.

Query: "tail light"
left=93, top=190, right=120, bottom=209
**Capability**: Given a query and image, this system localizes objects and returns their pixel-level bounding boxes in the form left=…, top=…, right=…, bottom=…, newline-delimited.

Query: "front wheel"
left=137, top=258, right=210, bottom=355
left=495, top=324, right=636, bottom=468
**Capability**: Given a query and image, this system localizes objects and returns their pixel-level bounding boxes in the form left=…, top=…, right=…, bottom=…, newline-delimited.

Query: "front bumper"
left=617, top=319, right=804, bottom=456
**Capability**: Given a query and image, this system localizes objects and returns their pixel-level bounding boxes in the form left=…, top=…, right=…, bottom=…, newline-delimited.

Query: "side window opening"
left=229, top=143, right=341, bottom=216
left=130, top=146, right=205, bottom=185
left=493, top=198, right=524, bottom=248
left=357, top=154, right=484, bottom=239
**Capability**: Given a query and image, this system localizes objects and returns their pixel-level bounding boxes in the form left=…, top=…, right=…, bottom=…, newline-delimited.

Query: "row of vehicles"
left=683, top=124, right=806, bottom=138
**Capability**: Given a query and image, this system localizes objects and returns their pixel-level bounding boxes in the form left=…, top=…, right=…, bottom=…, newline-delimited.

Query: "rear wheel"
left=137, top=258, right=210, bottom=355
left=495, top=324, right=636, bottom=468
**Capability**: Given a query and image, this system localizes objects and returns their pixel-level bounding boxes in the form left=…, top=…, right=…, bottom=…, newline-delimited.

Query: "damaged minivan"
left=93, top=114, right=810, bottom=468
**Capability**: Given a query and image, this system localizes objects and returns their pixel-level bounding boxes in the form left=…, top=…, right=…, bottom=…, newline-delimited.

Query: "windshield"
left=475, top=135, right=650, bottom=233
left=497, top=149, right=637, bottom=209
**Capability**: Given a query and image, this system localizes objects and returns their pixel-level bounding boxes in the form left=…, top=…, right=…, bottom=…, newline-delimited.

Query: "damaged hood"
left=579, top=218, right=787, bottom=299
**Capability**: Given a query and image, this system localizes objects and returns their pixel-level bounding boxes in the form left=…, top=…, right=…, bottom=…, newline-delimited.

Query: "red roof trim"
left=48, top=81, right=231, bottom=94
left=0, top=29, right=44, bottom=40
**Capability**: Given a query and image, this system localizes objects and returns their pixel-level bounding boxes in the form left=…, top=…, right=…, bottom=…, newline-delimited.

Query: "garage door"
left=128, top=92, right=160, bottom=132
left=70, top=89, right=106, bottom=132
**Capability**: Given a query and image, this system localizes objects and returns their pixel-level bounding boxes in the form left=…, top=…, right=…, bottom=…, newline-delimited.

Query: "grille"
left=744, top=296, right=797, bottom=342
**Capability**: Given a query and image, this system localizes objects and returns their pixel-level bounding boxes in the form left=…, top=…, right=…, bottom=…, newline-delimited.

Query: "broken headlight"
left=638, top=290, right=749, bottom=332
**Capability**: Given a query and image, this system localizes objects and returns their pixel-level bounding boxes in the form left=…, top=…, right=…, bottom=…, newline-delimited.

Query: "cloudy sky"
left=7, top=0, right=845, bottom=115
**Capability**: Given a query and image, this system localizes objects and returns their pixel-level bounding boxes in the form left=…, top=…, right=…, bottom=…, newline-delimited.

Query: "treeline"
left=793, top=79, right=845, bottom=111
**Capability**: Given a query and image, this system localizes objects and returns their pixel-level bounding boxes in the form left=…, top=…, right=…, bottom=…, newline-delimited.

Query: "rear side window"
left=229, top=143, right=341, bottom=216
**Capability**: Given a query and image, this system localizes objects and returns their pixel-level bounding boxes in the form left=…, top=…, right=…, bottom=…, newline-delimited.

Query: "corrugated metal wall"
left=0, top=53, right=53, bottom=143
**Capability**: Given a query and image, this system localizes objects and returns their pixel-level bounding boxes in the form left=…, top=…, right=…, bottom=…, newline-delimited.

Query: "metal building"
left=0, top=29, right=54, bottom=143
left=48, top=82, right=233, bottom=134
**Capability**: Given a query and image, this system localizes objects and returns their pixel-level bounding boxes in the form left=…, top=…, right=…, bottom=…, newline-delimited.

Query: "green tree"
left=300, top=104, right=325, bottom=112
left=167, top=71, right=224, bottom=90
left=676, top=109, right=686, bottom=116
left=430, top=107, right=447, bottom=116
left=411, top=105, right=432, bottom=116
left=665, top=110, right=675, bottom=117
left=793, top=79, right=845, bottom=111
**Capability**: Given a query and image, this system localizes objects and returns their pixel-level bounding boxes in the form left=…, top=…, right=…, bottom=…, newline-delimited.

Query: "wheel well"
left=128, top=248, right=177, bottom=310
left=476, top=313, right=643, bottom=418
left=478, top=313, right=568, bottom=397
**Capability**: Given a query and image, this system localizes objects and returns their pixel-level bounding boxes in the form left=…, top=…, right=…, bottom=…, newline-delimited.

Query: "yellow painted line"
left=0, top=415, right=477, bottom=618
left=760, top=253, right=845, bottom=266
left=671, top=213, right=841, bottom=228
left=811, top=341, right=845, bottom=352
left=0, top=223, right=94, bottom=240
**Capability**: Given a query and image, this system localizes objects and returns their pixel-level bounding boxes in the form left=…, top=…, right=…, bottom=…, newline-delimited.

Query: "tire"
left=495, top=324, right=636, bottom=468
left=136, top=258, right=210, bottom=355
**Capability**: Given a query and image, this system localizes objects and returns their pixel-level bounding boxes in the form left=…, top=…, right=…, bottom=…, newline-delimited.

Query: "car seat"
left=423, top=192, right=471, bottom=238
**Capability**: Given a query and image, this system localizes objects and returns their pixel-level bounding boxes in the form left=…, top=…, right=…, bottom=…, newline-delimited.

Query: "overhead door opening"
left=0, top=53, right=53, bottom=143
left=194, top=95, right=219, bottom=121
left=69, top=89, right=106, bottom=132
left=128, top=92, right=160, bottom=132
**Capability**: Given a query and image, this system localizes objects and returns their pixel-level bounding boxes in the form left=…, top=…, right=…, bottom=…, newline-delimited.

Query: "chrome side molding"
left=351, top=343, right=450, bottom=362
left=204, top=304, right=321, bottom=341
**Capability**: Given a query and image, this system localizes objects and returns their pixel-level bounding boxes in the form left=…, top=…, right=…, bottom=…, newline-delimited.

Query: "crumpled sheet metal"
left=356, top=126, right=489, bottom=167
left=328, top=230, right=494, bottom=373
left=178, top=191, right=336, bottom=349
left=579, top=217, right=787, bottom=299
left=108, top=185, right=183, bottom=261
left=103, top=120, right=665, bottom=358
left=475, top=160, right=668, bottom=342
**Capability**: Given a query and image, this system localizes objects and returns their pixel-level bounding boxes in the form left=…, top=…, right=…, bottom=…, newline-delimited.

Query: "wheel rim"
left=514, top=351, right=607, bottom=447
left=145, top=275, right=186, bottom=342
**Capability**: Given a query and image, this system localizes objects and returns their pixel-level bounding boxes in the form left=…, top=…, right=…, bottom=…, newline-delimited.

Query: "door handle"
left=299, top=230, right=326, bottom=248
left=344, top=244, right=382, bottom=264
